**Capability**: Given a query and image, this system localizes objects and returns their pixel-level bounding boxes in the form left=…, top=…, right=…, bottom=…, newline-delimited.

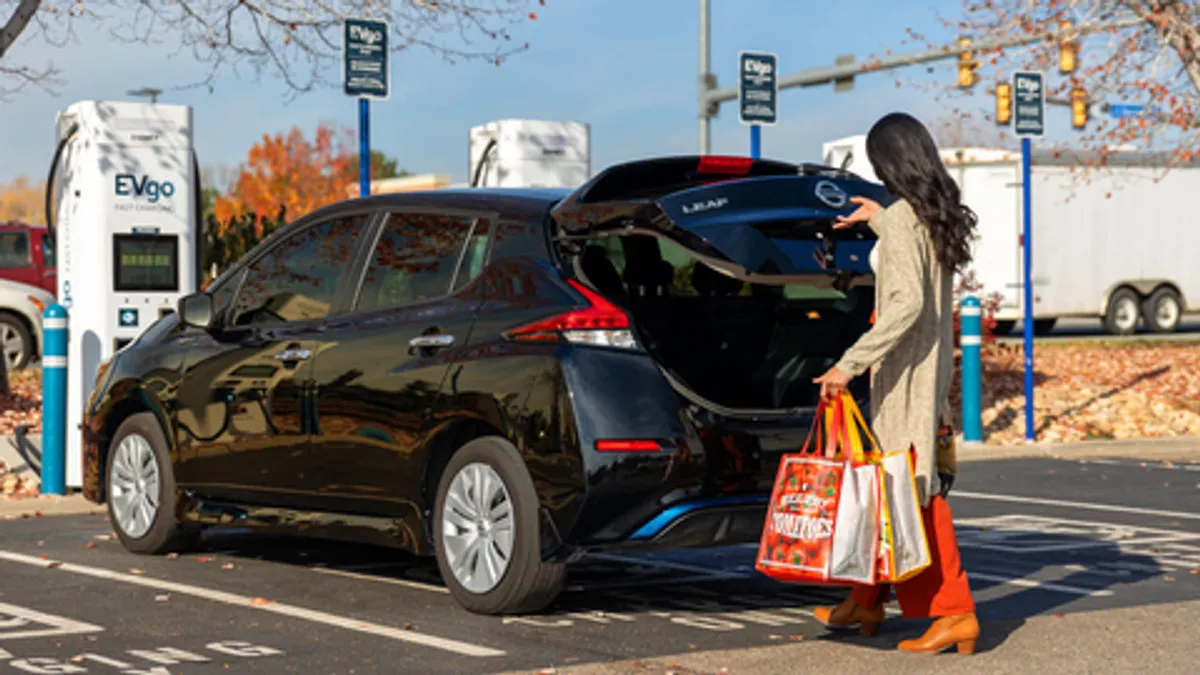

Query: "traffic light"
left=1071, top=87, right=1089, bottom=129
left=957, top=37, right=979, bottom=88
left=1059, top=20, right=1079, bottom=74
left=995, top=82, right=1012, bottom=125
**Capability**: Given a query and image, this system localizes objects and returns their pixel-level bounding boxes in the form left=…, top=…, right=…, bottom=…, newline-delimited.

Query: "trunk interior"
left=577, top=234, right=875, bottom=411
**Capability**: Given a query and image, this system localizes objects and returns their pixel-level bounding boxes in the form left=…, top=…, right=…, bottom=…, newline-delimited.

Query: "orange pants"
left=851, top=495, right=975, bottom=618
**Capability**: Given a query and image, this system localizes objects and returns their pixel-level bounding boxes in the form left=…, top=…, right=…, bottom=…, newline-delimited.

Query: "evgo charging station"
left=45, top=100, right=200, bottom=488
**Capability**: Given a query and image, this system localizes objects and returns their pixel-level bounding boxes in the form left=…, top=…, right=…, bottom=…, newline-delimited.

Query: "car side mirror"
left=178, top=292, right=215, bottom=331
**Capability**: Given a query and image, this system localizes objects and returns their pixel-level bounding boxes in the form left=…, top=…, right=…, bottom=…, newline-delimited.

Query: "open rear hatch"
left=551, top=156, right=894, bottom=415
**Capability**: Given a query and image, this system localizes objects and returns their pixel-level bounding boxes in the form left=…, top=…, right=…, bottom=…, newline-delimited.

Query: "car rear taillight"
left=696, top=156, right=753, bottom=175
left=595, top=439, right=662, bottom=452
left=504, top=279, right=638, bottom=350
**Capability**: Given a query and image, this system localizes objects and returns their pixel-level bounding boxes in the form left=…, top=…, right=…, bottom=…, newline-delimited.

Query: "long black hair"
left=865, top=112, right=977, bottom=273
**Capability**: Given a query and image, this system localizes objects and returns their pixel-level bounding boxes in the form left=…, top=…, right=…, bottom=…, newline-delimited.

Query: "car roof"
left=316, top=187, right=572, bottom=222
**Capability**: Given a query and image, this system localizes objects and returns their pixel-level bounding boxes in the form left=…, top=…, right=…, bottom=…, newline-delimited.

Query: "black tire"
left=433, top=437, right=566, bottom=615
left=1141, top=286, right=1182, bottom=334
left=105, top=413, right=195, bottom=554
left=1104, top=287, right=1141, bottom=336
left=0, top=312, right=33, bottom=371
left=992, top=320, right=1015, bottom=336
left=1033, top=318, right=1057, bottom=336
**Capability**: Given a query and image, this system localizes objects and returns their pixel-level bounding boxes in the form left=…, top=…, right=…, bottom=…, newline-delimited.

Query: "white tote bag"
left=878, top=448, right=932, bottom=582
left=827, top=459, right=880, bottom=585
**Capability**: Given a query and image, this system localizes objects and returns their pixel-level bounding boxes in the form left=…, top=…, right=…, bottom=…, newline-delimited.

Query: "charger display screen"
left=113, top=234, right=178, bottom=292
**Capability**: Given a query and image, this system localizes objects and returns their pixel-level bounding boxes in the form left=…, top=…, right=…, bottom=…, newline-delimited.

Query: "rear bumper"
left=555, top=347, right=820, bottom=552
left=598, top=494, right=770, bottom=551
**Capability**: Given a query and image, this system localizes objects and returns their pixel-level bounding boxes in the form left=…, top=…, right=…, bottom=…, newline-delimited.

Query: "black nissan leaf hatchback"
left=82, top=156, right=887, bottom=615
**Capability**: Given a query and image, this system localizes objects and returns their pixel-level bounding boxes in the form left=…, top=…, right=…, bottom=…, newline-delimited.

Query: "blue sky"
left=1, top=0, right=1086, bottom=187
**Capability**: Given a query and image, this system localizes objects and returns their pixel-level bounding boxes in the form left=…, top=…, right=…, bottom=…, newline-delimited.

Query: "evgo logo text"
left=115, top=174, right=176, bottom=203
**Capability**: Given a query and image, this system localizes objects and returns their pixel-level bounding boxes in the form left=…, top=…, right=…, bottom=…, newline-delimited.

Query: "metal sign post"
left=1012, top=70, right=1045, bottom=442
left=738, top=51, right=777, bottom=159
left=343, top=18, right=391, bottom=197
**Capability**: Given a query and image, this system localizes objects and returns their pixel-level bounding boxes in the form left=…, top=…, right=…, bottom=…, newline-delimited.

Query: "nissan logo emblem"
left=815, top=180, right=848, bottom=209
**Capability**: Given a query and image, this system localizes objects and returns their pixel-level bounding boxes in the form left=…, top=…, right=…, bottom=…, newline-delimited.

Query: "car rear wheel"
left=1141, top=286, right=1182, bottom=334
left=106, top=413, right=195, bottom=554
left=0, top=312, right=32, bottom=370
left=433, top=437, right=565, bottom=615
left=1104, top=288, right=1141, bottom=336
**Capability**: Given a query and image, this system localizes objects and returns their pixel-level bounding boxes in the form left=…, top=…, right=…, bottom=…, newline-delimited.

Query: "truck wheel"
left=1141, top=287, right=1182, bottom=334
left=1104, top=288, right=1141, bottom=336
left=433, top=437, right=565, bottom=615
left=1033, top=319, right=1057, bottom=336
left=105, top=413, right=196, bottom=554
left=0, top=312, right=32, bottom=371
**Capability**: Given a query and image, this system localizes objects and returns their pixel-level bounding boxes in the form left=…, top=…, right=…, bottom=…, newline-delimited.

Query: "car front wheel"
left=433, top=437, right=565, bottom=615
left=106, top=413, right=195, bottom=554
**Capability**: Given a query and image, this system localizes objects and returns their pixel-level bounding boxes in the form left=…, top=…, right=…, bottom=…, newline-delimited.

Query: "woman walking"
left=810, top=112, right=980, bottom=654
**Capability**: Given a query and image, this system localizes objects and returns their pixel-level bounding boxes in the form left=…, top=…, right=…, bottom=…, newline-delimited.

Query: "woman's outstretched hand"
left=834, top=196, right=882, bottom=230
left=813, top=366, right=851, bottom=400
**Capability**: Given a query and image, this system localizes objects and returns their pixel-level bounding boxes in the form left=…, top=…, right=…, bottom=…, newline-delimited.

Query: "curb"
left=961, top=435, right=1200, bottom=462
left=0, top=494, right=103, bottom=520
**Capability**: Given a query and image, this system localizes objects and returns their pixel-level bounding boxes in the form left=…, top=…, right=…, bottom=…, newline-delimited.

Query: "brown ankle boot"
left=897, top=612, right=980, bottom=654
left=812, top=596, right=885, bottom=637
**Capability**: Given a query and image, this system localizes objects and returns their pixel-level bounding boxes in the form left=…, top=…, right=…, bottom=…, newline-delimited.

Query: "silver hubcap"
left=441, top=463, right=515, bottom=594
left=0, top=322, right=24, bottom=370
left=1156, top=296, right=1180, bottom=328
left=1114, top=297, right=1139, bottom=330
left=109, top=434, right=161, bottom=539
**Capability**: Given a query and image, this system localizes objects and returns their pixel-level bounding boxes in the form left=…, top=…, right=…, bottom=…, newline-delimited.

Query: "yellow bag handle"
left=838, top=392, right=881, bottom=461
left=828, top=394, right=867, bottom=464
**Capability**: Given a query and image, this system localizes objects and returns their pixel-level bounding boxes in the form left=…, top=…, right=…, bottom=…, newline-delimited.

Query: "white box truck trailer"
left=823, top=135, right=1200, bottom=335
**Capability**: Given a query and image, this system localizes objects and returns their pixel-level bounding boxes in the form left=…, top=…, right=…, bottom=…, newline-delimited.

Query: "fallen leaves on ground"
left=250, top=597, right=272, bottom=606
left=953, top=342, right=1200, bottom=445
left=0, top=369, right=42, bottom=434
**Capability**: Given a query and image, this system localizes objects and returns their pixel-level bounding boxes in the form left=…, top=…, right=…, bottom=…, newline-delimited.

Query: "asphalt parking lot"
left=0, top=456, right=1197, bottom=674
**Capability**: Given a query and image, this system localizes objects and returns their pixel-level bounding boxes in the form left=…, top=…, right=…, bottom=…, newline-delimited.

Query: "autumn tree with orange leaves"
left=0, top=176, right=47, bottom=223
left=939, top=1, right=1200, bottom=163
left=213, top=123, right=359, bottom=236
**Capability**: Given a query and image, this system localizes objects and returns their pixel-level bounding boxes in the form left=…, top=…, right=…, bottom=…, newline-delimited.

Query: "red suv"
left=0, top=222, right=56, bottom=295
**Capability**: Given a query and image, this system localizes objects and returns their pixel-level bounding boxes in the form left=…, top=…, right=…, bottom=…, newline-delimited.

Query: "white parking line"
left=0, top=601, right=105, bottom=640
left=0, top=551, right=503, bottom=657
left=311, top=566, right=449, bottom=593
left=952, top=491, right=1200, bottom=522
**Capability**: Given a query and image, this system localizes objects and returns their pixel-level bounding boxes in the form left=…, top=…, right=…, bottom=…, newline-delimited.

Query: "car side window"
left=0, top=232, right=30, bottom=268
left=357, top=212, right=481, bottom=311
left=229, top=215, right=366, bottom=326
left=489, top=219, right=546, bottom=261
left=39, top=233, right=55, bottom=267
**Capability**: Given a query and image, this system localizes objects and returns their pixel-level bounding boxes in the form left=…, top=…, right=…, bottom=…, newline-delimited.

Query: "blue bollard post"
left=40, top=304, right=68, bottom=495
left=960, top=296, right=983, bottom=443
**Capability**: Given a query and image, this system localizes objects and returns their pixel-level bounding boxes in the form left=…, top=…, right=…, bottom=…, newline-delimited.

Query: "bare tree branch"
left=1, top=0, right=543, bottom=99
left=909, top=0, right=1200, bottom=173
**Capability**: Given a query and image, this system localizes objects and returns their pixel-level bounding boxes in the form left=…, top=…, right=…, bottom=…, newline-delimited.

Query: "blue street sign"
left=343, top=18, right=390, bottom=100
left=1109, top=103, right=1146, bottom=119
left=738, top=51, right=778, bottom=126
left=1012, top=71, right=1045, bottom=138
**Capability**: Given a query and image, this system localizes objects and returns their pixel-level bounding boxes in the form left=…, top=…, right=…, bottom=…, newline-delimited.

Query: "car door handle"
left=274, top=347, right=312, bottom=361
left=408, top=334, right=455, bottom=349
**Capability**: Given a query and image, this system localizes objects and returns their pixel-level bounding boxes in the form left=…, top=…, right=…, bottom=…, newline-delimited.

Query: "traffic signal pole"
left=697, top=13, right=1144, bottom=151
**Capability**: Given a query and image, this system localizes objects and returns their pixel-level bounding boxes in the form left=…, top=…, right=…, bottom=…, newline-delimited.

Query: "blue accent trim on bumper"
left=629, top=494, right=770, bottom=540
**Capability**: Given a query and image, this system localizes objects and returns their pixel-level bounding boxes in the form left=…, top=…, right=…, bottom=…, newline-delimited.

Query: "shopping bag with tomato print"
left=838, top=395, right=932, bottom=583
left=755, top=396, right=880, bottom=585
